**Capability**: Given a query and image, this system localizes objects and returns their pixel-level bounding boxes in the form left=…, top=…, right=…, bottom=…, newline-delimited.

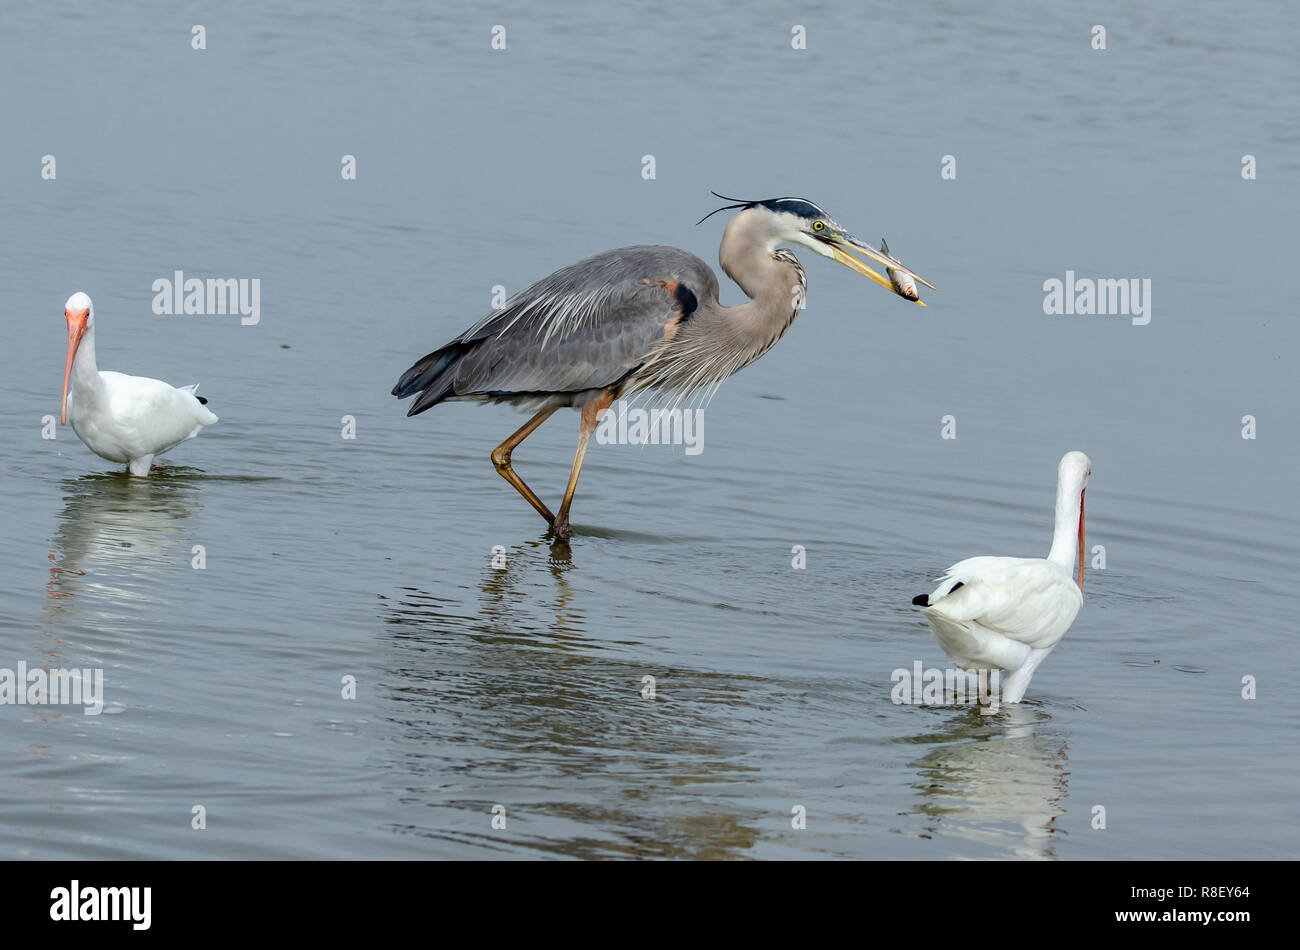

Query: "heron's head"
left=699, top=194, right=934, bottom=304
left=61, top=292, right=94, bottom=424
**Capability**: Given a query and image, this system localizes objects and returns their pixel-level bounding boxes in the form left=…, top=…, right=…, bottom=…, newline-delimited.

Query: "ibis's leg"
left=128, top=455, right=155, bottom=477
left=491, top=408, right=558, bottom=525
left=552, top=396, right=612, bottom=542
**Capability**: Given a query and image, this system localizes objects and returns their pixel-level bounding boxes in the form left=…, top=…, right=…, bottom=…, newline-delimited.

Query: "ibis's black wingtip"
left=911, top=594, right=929, bottom=606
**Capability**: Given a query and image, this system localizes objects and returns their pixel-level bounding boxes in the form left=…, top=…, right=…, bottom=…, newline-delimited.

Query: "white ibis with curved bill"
left=911, top=451, right=1092, bottom=704
left=60, top=292, right=218, bottom=476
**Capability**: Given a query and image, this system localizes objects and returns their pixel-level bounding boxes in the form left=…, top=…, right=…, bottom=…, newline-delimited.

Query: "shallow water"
left=1, top=1, right=1297, bottom=859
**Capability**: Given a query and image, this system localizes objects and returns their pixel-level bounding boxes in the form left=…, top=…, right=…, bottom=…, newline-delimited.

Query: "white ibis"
left=60, top=292, right=218, bottom=476
left=911, top=451, right=1092, bottom=704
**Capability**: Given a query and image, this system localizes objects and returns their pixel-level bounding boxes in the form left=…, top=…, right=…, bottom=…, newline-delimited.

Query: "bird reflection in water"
left=480, top=539, right=583, bottom=638
left=901, top=703, right=1070, bottom=859
left=378, top=544, right=762, bottom=858
left=45, top=470, right=203, bottom=618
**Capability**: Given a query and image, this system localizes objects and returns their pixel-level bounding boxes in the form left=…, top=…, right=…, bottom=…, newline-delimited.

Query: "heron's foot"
left=550, top=517, right=573, bottom=542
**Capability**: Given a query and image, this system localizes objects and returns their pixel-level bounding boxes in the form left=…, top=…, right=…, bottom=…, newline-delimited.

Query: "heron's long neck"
left=1047, top=475, right=1082, bottom=570
left=709, top=220, right=805, bottom=363
left=636, top=214, right=806, bottom=398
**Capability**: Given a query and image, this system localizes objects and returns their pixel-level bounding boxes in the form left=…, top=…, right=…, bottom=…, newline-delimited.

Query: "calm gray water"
left=2, top=1, right=1297, bottom=859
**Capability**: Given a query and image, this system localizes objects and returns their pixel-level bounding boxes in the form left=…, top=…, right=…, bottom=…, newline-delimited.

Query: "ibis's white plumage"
left=60, top=292, right=218, bottom=476
left=915, top=451, right=1092, bottom=704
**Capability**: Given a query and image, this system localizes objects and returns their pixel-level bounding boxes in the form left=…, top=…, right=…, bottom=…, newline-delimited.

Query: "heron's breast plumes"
left=631, top=290, right=804, bottom=408
left=629, top=250, right=806, bottom=407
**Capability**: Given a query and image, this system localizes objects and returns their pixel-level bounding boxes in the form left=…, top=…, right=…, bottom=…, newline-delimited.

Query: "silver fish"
left=881, top=237, right=923, bottom=305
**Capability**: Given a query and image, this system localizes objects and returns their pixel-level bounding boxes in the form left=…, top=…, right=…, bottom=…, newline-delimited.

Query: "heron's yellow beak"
left=827, top=235, right=935, bottom=306
left=829, top=244, right=893, bottom=292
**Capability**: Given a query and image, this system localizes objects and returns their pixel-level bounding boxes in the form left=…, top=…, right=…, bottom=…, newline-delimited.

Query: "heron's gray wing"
left=393, top=245, right=716, bottom=414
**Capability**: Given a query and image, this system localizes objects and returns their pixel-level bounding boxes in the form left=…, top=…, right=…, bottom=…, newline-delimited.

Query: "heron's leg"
left=551, top=434, right=591, bottom=542
left=552, top=395, right=612, bottom=541
left=491, top=408, right=558, bottom=525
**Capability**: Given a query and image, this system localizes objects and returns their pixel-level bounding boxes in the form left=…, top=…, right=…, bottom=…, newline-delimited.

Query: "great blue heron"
left=392, top=195, right=934, bottom=541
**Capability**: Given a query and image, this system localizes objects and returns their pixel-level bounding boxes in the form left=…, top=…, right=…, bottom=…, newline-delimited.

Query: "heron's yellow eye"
left=813, top=221, right=825, bottom=231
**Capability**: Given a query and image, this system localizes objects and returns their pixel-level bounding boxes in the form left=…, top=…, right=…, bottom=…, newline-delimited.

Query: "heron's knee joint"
left=491, top=446, right=511, bottom=472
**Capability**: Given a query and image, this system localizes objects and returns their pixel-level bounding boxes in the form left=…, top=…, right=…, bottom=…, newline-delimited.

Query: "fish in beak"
left=880, top=238, right=923, bottom=305
left=62, top=306, right=90, bottom=424
left=824, top=230, right=935, bottom=305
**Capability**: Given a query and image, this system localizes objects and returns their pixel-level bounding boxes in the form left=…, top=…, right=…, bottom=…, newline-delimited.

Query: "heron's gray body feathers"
left=393, top=213, right=811, bottom=416
left=393, top=245, right=723, bottom=414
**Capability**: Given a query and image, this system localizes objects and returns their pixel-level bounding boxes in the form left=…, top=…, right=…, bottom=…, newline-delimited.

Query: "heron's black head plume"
left=696, top=192, right=830, bottom=226
left=696, top=192, right=754, bottom=225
